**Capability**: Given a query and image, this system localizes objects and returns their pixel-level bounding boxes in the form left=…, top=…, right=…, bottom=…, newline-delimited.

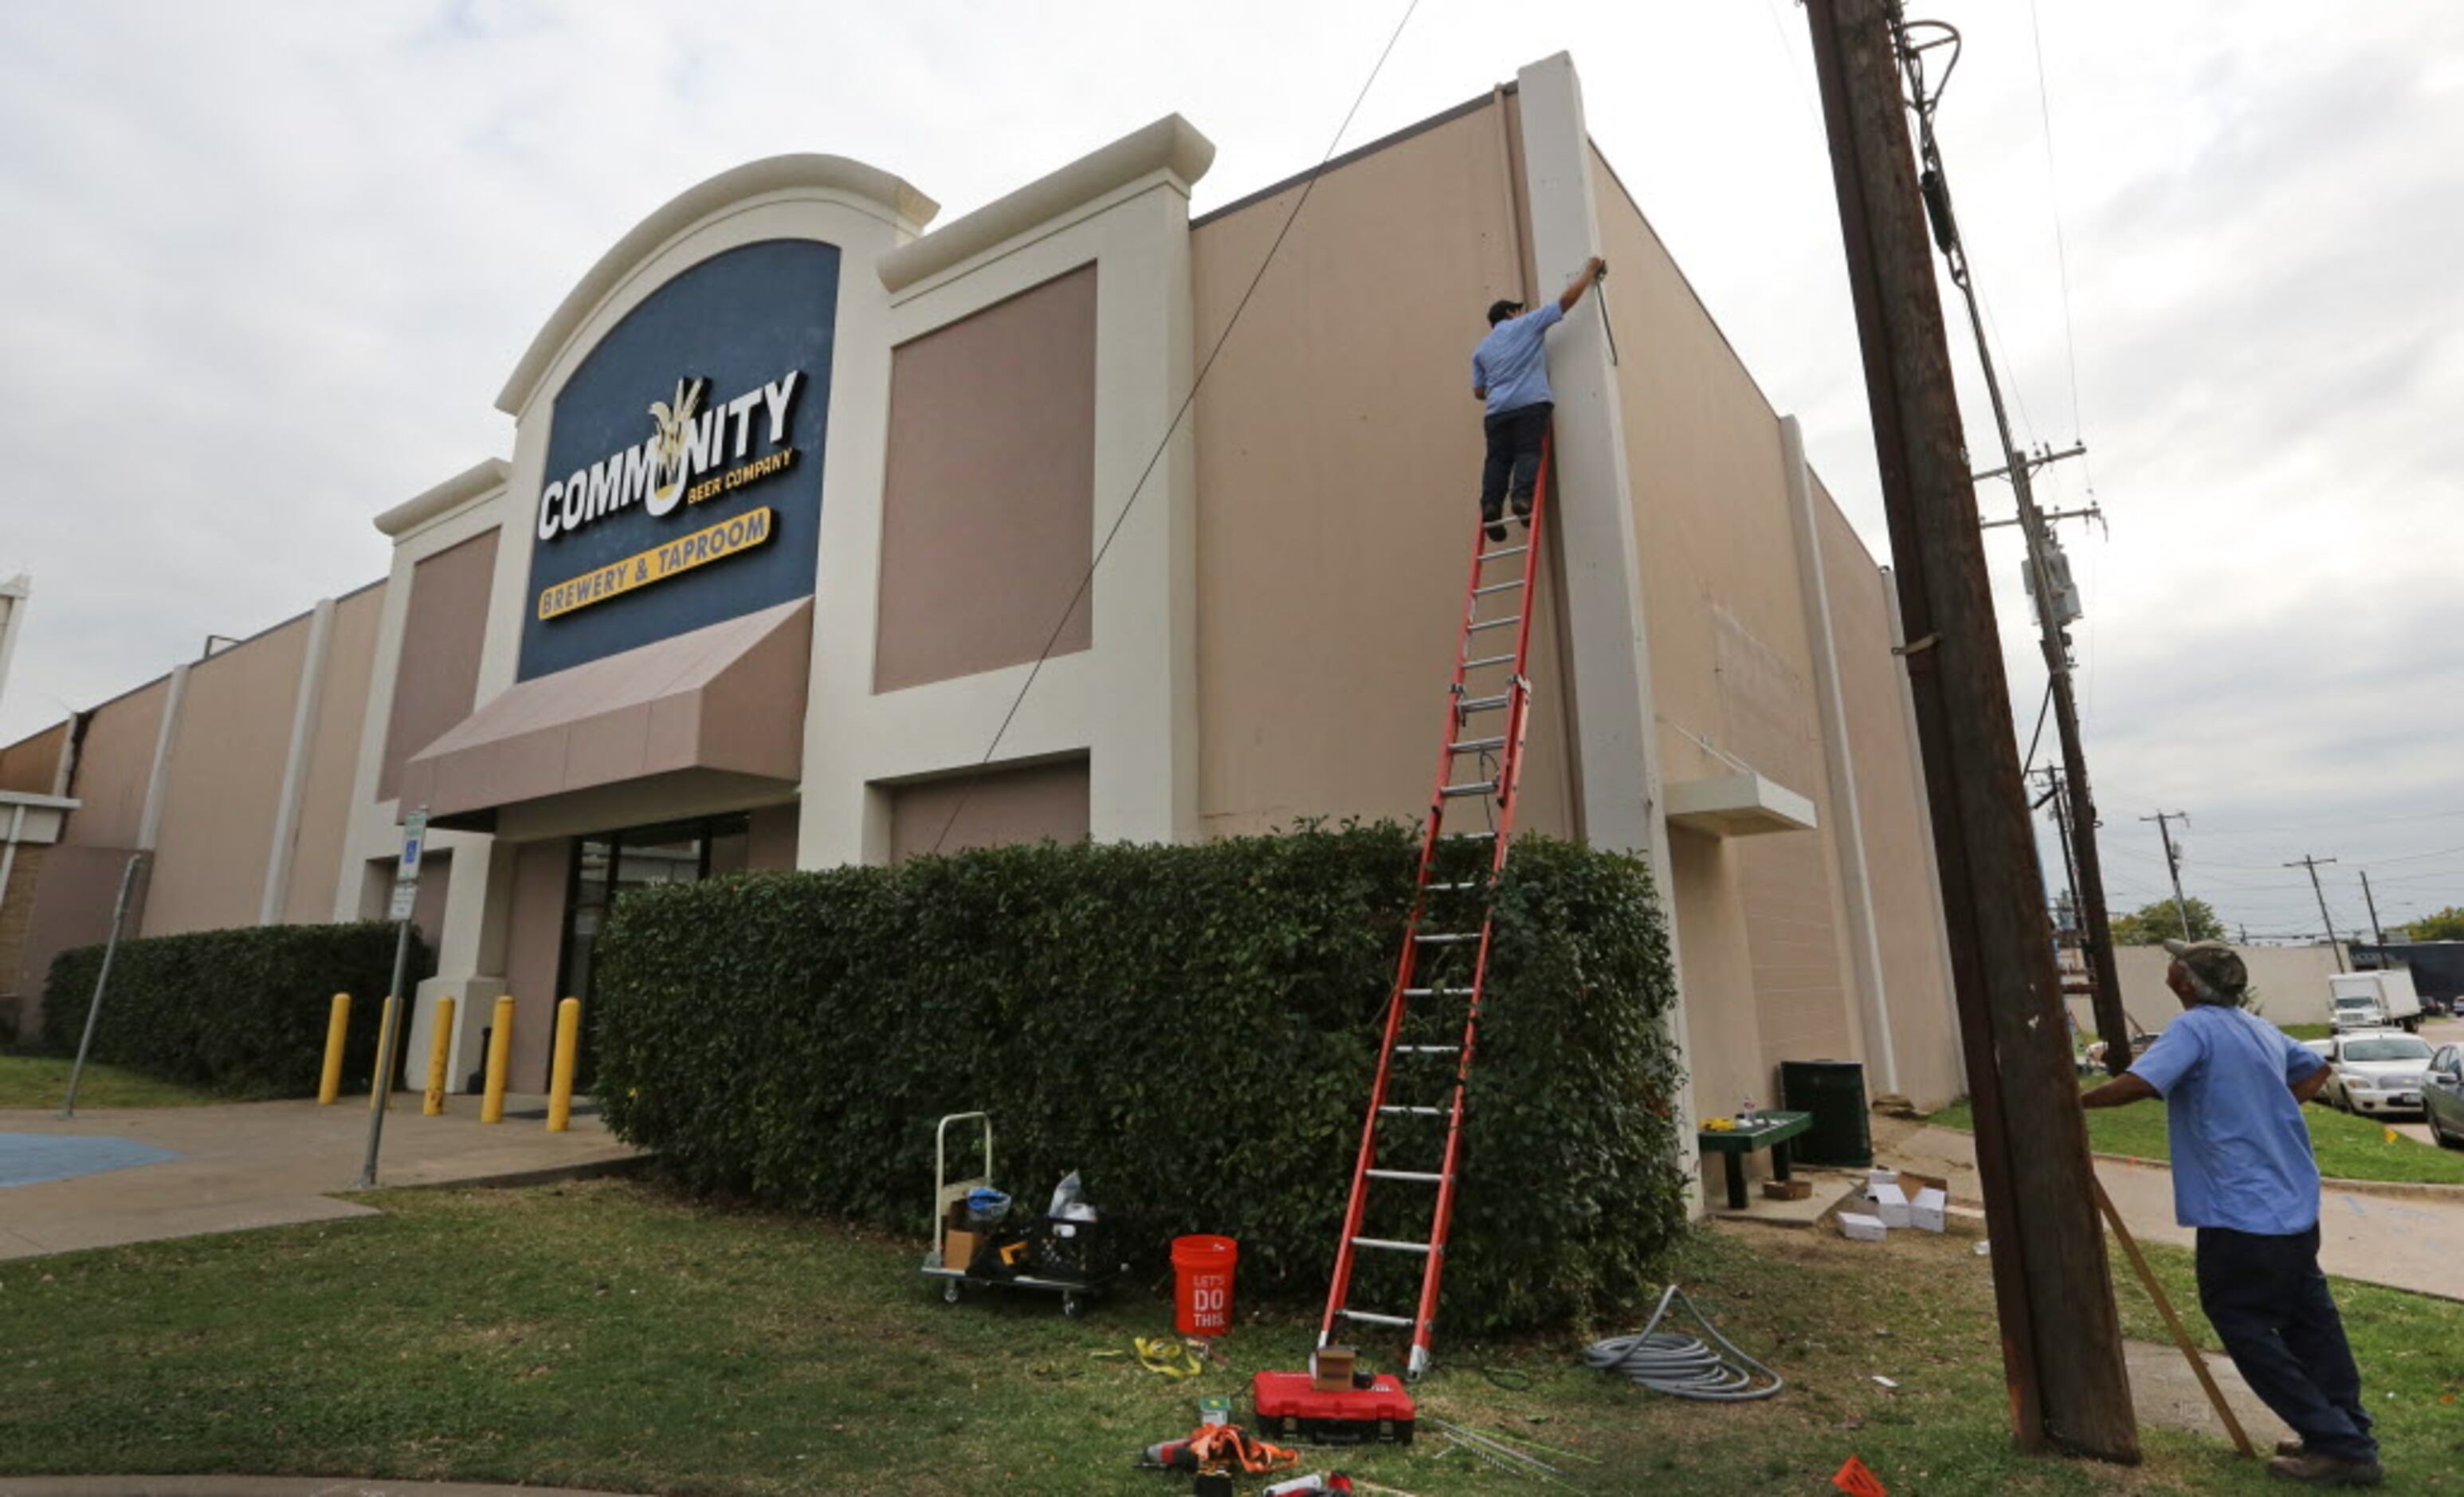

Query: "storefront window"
left=558, top=812, right=750, bottom=1009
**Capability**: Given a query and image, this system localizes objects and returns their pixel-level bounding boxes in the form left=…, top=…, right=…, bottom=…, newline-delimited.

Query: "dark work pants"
left=1479, top=401, right=1553, bottom=520
left=2195, top=1225, right=2376, bottom=1463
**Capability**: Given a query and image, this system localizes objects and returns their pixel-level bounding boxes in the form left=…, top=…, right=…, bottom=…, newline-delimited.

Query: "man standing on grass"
left=2082, top=940, right=2380, bottom=1487
left=1471, top=256, right=1606, bottom=540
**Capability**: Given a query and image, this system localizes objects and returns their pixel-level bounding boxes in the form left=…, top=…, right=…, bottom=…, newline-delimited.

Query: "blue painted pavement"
left=0, top=1133, right=180, bottom=1189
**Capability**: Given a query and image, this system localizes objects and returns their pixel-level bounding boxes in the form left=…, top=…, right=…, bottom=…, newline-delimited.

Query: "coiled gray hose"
left=1584, top=1283, right=1784, bottom=1401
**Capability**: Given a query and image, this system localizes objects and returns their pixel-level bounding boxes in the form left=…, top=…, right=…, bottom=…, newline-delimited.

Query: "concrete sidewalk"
left=0, top=1094, right=642, bottom=1262
left=1886, top=1124, right=2464, bottom=1303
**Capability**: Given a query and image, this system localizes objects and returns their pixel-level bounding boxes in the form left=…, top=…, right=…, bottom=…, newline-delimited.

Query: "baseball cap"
left=2163, top=938, right=2247, bottom=997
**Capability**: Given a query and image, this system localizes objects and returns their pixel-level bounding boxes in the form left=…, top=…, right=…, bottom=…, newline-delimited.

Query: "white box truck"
left=2329, top=970, right=2423, bottom=1033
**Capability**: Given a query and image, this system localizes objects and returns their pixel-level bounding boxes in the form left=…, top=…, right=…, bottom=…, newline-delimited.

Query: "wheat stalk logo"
left=645, top=376, right=705, bottom=516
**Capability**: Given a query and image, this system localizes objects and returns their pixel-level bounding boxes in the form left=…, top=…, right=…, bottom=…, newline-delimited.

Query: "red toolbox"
left=1250, top=1370, right=1416, bottom=1445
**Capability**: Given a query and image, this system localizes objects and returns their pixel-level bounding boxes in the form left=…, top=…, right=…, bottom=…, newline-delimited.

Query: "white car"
left=2321, top=1030, right=2436, bottom=1117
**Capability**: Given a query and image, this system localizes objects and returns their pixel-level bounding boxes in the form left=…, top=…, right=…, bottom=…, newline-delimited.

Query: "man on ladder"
left=1471, top=256, right=1606, bottom=540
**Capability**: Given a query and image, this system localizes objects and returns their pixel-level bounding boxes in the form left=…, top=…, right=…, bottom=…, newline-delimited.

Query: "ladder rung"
left=1352, top=1236, right=1437, bottom=1255
left=1442, top=831, right=1496, bottom=842
left=1441, top=781, right=1497, bottom=798
left=1456, top=694, right=1511, bottom=713
left=1413, top=933, right=1479, bottom=945
left=1393, top=1044, right=1460, bottom=1055
left=1403, top=987, right=1473, bottom=997
left=1447, top=737, right=1505, bottom=753
left=1425, top=881, right=1483, bottom=892
left=1462, top=653, right=1514, bottom=670
left=1366, top=1169, right=1450, bottom=1184
left=1473, top=581, right=1522, bottom=596
left=1479, top=545, right=1529, bottom=562
left=1379, top=1105, right=1447, bottom=1117
left=1336, top=1309, right=1414, bottom=1329
left=1467, top=615, right=1523, bottom=632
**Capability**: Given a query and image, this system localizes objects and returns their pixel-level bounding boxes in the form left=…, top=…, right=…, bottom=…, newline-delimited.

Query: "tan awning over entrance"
left=399, top=598, right=810, bottom=828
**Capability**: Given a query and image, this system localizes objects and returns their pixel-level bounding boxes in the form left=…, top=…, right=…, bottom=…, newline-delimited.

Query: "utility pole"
left=2142, top=811, right=2192, bottom=940
left=1866, top=10, right=2130, bottom=1079
left=1806, top=0, right=2139, bottom=1462
left=2359, top=870, right=2386, bottom=949
left=2285, top=855, right=2345, bottom=972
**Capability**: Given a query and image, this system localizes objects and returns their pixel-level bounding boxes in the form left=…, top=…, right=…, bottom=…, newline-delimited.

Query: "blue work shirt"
left=2127, top=1004, right=2325, bottom=1235
left=1472, top=301, right=1563, bottom=416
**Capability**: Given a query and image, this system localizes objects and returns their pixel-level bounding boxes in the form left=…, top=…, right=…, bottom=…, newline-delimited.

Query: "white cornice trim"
left=497, top=155, right=939, bottom=416
left=878, top=116, right=1214, bottom=294
left=375, top=458, right=511, bottom=538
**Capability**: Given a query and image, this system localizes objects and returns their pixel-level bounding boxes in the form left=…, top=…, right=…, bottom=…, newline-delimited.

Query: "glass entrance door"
left=555, top=811, right=750, bottom=1088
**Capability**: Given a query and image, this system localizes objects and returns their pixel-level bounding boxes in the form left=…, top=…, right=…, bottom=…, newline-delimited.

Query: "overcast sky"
left=2, top=1, right=2458, bottom=940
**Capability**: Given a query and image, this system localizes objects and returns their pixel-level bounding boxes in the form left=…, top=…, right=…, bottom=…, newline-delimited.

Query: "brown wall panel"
left=875, top=266, right=1097, bottom=693
left=144, top=616, right=311, bottom=936
left=380, top=530, right=500, bottom=800
left=747, top=801, right=798, bottom=870
left=0, top=721, right=67, bottom=796
left=284, top=585, right=386, bottom=923
left=1190, top=96, right=1577, bottom=840
left=888, top=759, right=1089, bottom=864
left=1818, top=488, right=1962, bottom=1104
left=10, top=843, right=148, bottom=1035
left=61, top=678, right=168, bottom=851
left=504, top=838, right=570, bottom=1096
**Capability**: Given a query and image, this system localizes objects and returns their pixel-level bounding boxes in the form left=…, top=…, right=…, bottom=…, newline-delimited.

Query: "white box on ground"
left=1838, top=1212, right=1888, bottom=1243
left=1866, top=1181, right=1911, bottom=1228
left=1911, top=1186, right=1948, bottom=1233
left=1866, top=1167, right=1898, bottom=1191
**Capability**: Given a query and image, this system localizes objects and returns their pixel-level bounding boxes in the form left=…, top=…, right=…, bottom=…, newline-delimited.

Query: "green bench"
left=1696, top=1110, right=1813, bottom=1210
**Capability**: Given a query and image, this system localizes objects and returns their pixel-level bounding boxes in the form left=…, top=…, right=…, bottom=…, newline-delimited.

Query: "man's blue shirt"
left=1473, top=301, right=1563, bottom=416
left=2127, top=1004, right=2325, bottom=1235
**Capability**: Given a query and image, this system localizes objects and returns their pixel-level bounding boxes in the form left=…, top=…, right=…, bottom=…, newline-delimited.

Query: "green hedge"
left=594, top=823, right=1687, bottom=1337
left=42, top=922, right=419, bottom=1097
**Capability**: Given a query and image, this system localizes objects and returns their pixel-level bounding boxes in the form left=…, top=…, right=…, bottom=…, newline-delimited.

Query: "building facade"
left=0, top=55, right=1966, bottom=1149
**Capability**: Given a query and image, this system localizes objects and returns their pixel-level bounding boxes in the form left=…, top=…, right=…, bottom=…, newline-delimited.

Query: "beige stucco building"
left=0, top=55, right=1965, bottom=1172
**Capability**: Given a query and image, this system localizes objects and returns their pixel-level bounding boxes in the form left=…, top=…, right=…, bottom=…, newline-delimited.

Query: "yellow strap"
left=1134, top=1336, right=1203, bottom=1379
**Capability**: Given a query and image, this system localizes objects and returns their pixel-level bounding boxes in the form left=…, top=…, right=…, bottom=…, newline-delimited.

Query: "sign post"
left=58, top=852, right=147, bottom=1119
left=354, top=807, right=427, bottom=1189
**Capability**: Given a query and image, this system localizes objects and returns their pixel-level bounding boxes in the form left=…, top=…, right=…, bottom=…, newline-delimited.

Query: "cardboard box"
left=942, top=1228, right=983, bottom=1271
left=1838, top=1212, right=1888, bottom=1243
left=1312, top=1344, right=1359, bottom=1393
left=1761, top=1178, right=1813, bottom=1201
left=1910, top=1186, right=1948, bottom=1233
left=1866, top=1181, right=1911, bottom=1229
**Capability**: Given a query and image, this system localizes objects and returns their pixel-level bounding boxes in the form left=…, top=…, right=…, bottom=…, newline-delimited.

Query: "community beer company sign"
left=516, top=238, right=838, bottom=681
left=532, top=370, right=802, bottom=619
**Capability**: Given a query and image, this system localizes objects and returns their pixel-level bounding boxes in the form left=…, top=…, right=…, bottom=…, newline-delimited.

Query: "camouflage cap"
left=2163, top=938, right=2247, bottom=997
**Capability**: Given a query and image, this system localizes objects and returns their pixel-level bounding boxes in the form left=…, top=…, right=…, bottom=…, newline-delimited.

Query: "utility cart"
left=920, top=1110, right=1120, bottom=1318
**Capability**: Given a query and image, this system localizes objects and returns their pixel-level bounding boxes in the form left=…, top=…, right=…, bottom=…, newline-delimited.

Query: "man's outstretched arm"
left=1557, top=255, right=1607, bottom=313
left=2082, top=1071, right=2159, bottom=1109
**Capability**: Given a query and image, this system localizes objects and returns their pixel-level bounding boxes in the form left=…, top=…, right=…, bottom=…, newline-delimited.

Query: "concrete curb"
left=344, top=1153, right=653, bottom=1196
left=2089, top=1149, right=2464, bottom=1203
left=0, top=1479, right=643, bottom=1497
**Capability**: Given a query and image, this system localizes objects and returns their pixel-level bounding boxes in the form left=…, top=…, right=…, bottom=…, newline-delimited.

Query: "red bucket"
left=1171, top=1234, right=1238, bottom=1336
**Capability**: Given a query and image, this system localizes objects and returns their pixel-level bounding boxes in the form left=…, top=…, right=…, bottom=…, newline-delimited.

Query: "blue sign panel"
left=517, top=238, right=838, bottom=679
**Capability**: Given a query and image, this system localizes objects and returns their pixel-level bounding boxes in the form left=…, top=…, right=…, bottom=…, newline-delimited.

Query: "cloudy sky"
left=2, top=1, right=2458, bottom=940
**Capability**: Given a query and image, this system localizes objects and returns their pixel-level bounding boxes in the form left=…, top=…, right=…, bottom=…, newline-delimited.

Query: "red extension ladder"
left=1318, top=433, right=1554, bottom=1381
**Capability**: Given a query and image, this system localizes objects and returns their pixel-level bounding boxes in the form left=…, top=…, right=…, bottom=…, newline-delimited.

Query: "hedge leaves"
left=594, top=823, right=1686, bottom=1337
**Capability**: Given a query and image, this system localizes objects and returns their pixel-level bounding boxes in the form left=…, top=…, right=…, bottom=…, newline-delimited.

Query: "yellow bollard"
left=546, top=996, right=581, bottom=1133
left=422, top=995, right=457, bottom=1116
left=317, top=993, right=351, bottom=1105
left=481, top=996, right=514, bottom=1124
left=368, top=995, right=398, bottom=1111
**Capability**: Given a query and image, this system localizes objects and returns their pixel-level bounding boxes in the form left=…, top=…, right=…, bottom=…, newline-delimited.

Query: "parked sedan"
left=2426, top=1044, right=2464, bottom=1149
left=2321, top=1031, right=2437, bottom=1117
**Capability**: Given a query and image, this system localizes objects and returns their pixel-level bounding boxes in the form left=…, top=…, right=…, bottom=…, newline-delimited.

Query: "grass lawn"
left=1, top=1177, right=2458, bottom=1494
left=1927, top=1078, right=2464, bottom=1186
left=2280, top=1024, right=2333, bottom=1041
left=0, top=1050, right=226, bottom=1110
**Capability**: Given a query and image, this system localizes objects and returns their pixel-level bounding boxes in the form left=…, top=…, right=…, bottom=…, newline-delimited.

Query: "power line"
left=927, top=0, right=1426, bottom=855
left=2023, top=0, right=2086, bottom=454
